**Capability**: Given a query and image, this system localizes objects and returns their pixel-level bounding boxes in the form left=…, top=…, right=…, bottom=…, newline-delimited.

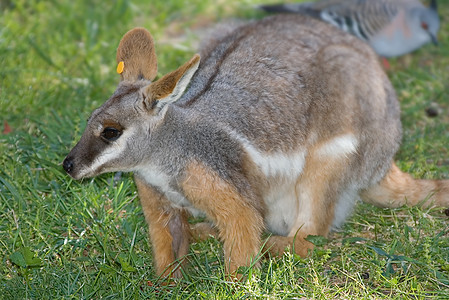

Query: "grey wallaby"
left=63, top=14, right=449, bottom=279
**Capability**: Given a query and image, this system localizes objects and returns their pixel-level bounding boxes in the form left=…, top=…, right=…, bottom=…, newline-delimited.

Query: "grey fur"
left=64, top=15, right=401, bottom=237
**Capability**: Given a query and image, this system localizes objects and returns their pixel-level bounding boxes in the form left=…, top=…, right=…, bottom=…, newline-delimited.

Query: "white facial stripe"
left=316, top=134, right=358, bottom=158
left=77, top=127, right=136, bottom=178
left=227, top=128, right=306, bottom=179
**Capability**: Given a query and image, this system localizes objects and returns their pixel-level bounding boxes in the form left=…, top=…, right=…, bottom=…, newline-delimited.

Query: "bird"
left=259, top=0, right=440, bottom=58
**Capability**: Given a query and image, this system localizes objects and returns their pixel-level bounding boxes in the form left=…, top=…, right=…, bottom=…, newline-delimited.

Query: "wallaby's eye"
left=101, top=127, right=122, bottom=142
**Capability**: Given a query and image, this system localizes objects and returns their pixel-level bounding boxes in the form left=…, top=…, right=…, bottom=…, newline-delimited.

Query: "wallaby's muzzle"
left=62, top=136, right=99, bottom=180
left=62, top=157, right=74, bottom=174
left=62, top=154, right=85, bottom=180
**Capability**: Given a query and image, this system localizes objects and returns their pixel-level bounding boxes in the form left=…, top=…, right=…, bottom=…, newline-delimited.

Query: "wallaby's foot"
left=263, top=235, right=314, bottom=258
left=190, top=222, right=219, bottom=241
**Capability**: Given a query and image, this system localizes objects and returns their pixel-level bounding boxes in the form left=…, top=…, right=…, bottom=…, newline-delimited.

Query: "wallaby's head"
left=63, top=28, right=200, bottom=179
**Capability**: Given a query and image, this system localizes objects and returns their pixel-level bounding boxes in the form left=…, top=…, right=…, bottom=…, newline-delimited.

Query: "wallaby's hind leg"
left=361, top=162, right=449, bottom=208
left=265, top=137, right=358, bottom=257
left=182, top=161, right=264, bottom=276
left=134, top=176, right=191, bottom=279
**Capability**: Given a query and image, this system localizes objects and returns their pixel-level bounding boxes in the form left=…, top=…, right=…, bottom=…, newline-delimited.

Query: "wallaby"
left=63, top=14, right=449, bottom=278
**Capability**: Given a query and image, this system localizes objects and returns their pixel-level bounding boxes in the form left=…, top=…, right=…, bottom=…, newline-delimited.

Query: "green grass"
left=1, top=0, right=448, bottom=298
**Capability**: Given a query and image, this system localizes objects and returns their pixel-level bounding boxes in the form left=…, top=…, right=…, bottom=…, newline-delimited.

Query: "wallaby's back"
left=178, top=15, right=401, bottom=193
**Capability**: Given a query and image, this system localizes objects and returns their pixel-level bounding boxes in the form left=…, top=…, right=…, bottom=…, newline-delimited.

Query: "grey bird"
left=260, top=0, right=440, bottom=57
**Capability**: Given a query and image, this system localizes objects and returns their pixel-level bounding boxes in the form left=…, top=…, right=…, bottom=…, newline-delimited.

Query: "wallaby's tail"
left=361, top=162, right=449, bottom=208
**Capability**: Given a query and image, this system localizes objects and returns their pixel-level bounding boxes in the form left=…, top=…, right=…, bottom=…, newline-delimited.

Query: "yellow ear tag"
left=116, top=61, right=125, bottom=74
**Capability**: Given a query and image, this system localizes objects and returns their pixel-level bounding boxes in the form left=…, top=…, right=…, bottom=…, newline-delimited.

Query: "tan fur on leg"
left=134, top=175, right=191, bottom=278
left=362, top=162, right=449, bottom=208
left=182, top=161, right=264, bottom=276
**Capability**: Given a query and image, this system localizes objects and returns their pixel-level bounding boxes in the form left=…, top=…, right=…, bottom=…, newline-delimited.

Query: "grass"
left=1, top=0, right=448, bottom=298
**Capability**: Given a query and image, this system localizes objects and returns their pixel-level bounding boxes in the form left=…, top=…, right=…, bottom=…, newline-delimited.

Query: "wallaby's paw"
left=190, top=222, right=219, bottom=241
left=264, top=235, right=314, bottom=258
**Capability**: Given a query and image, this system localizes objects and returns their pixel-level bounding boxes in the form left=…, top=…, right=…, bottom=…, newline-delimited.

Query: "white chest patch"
left=264, top=179, right=300, bottom=236
left=137, top=166, right=192, bottom=209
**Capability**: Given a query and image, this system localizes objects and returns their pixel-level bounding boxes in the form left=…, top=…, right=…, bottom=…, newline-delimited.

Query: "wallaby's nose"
left=63, top=158, right=74, bottom=173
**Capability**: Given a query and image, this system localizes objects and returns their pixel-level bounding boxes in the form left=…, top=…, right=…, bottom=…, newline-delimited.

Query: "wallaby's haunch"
left=63, top=15, right=449, bottom=278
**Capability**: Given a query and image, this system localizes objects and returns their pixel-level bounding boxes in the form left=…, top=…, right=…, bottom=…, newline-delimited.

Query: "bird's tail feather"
left=259, top=3, right=321, bottom=18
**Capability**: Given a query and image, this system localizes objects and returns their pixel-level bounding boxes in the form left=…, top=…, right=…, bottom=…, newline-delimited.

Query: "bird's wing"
left=260, top=0, right=422, bottom=41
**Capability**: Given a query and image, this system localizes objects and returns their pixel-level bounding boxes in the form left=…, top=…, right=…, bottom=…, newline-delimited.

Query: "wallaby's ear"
left=116, top=28, right=158, bottom=81
left=143, top=54, right=200, bottom=110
